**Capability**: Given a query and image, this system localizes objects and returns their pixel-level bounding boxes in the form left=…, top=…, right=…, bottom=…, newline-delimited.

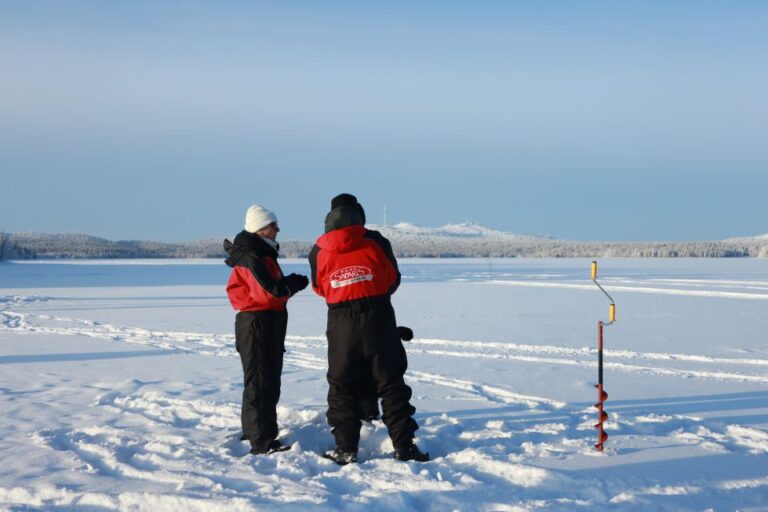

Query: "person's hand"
left=285, top=274, right=309, bottom=294
left=397, top=326, right=414, bottom=341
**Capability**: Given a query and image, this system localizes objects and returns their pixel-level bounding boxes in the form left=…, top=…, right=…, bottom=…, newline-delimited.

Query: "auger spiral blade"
left=594, top=430, right=609, bottom=451
left=594, top=381, right=609, bottom=451
left=594, top=409, right=608, bottom=425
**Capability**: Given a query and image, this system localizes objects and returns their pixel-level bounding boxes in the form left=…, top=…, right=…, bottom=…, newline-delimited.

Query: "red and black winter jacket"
left=224, top=231, right=294, bottom=312
left=308, top=224, right=401, bottom=306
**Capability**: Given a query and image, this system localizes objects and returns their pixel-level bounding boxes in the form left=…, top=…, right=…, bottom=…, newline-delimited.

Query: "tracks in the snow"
left=485, top=279, right=768, bottom=301
left=4, top=308, right=768, bottom=386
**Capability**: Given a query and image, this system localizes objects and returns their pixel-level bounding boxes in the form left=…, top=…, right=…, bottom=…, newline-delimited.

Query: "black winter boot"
left=394, top=444, right=430, bottom=462
left=323, top=448, right=358, bottom=465
left=250, top=439, right=290, bottom=455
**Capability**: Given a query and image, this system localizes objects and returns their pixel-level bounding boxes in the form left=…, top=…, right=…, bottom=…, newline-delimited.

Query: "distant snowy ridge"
left=372, top=227, right=768, bottom=258
left=368, top=222, right=551, bottom=242
left=724, top=233, right=768, bottom=243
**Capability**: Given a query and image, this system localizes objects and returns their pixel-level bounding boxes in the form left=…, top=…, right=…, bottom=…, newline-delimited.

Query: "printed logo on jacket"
left=330, top=266, right=374, bottom=288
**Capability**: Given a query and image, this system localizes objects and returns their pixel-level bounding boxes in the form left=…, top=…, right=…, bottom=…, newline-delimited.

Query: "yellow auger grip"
left=591, top=261, right=597, bottom=280
left=609, top=304, right=616, bottom=323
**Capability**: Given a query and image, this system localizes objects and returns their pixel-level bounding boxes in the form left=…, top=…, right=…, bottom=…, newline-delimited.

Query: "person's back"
left=310, top=223, right=399, bottom=306
left=310, top=219, right=406, bottom=423
left=309, top=193, right=429, bottom=464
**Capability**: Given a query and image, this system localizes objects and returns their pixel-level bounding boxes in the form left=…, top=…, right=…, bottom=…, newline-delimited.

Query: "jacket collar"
left=224, top=230, right=279, bottom=266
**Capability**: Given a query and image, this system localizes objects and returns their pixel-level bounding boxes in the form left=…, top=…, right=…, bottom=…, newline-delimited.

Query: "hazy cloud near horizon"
left=1, top=1, right=766, bottom=242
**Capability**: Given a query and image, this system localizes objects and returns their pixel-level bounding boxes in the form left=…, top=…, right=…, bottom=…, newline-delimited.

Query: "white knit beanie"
left=244, top=204, right=278, bottom=233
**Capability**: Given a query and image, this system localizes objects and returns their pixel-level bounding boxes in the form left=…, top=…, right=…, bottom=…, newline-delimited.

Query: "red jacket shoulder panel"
left=316, top=225, right=366, bottom=253
left=226, top=257, right=289, bottom=311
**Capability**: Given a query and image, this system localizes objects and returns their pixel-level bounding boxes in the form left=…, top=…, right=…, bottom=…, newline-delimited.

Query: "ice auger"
left=591, top=261, right=615, bottom=452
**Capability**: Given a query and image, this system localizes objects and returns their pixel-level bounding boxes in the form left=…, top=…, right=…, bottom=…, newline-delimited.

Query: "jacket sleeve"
left=365, top=231, right=401, bottom=295
left=244, top=255, right=293, bottom=298
left=307, top=244, right=325, bottom=297
left=308, top=245, right=319, bottom=288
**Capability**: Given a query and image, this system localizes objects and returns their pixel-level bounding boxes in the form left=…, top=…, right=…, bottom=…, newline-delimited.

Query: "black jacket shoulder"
left=308, top=244, right=320, bottom=289
left=363, top=229, right=401, bottom=294
left=224, top=231, right=278, bottom=267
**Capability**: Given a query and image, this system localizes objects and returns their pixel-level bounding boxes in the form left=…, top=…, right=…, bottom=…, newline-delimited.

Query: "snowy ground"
left=1, top=258, right=767, bottom=511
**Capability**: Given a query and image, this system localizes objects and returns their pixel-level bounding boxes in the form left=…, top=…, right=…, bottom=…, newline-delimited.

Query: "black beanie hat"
left=330, top=193, right=366, bottom=225
left=331, top=193, right=358, bottom=210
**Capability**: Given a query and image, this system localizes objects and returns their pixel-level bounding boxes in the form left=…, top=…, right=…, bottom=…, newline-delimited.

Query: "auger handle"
left=591, top=261, right=616, bottom=325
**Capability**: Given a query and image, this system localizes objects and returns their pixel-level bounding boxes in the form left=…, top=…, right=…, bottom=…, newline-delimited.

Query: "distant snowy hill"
left=724, top=233, right=768, bottom=243
left=368, top=222, right=551, bottom=242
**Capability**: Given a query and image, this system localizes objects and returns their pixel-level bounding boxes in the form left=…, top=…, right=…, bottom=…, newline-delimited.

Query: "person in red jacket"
left=309, top=194, right=429, bottom=464
left=224, top=204, right=308, bottom=455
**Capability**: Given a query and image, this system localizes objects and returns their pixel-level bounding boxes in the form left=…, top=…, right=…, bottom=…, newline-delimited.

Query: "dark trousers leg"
left=235, top=310, right=287, bottom=449
left=326, top=309, right=365, bottom=452
left=364, top=303, right=418, bottom=450
left=357, top=375, right=380, bottom=421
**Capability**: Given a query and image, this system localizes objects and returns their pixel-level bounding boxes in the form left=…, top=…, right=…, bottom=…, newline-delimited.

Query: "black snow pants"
left=326, top=297, right=418, bottom=452
left=357, top=376, right=380, bottom=421
left=235, top=310, right=287, bottom=450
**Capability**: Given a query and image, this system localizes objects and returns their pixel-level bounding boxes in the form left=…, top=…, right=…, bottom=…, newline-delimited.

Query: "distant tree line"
left=0, top=232, right=766, bottom=260
left=0, top=232, right=36, bottom=259
left=0, top=232, right=314, bottom=260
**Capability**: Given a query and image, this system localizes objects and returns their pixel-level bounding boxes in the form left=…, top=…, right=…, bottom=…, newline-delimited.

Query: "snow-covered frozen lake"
left=1, top=258, right=767, bottom=511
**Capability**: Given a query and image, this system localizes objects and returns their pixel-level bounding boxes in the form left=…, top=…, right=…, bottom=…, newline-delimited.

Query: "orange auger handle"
left=591, top=261, right=616, bottom=325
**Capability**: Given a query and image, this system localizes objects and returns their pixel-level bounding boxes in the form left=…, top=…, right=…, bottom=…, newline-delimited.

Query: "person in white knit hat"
left=244, top=205, right=278, bottom=237
left=223, top=204, right=309, bottom=455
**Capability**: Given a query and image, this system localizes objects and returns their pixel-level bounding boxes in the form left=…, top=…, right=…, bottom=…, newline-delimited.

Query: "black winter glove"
left=397, top=326, right=413, bottom=342
left=284, top=273, right=309, bottom=295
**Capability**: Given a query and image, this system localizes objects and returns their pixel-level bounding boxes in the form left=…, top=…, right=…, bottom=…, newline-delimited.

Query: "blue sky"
left=1, top=1, right=766, bottom=242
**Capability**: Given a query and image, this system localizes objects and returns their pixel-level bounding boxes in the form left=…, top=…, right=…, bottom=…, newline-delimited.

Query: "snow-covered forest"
left=0, top=232, right=312, bottom=260
left=1, top=225, right=767, bottom=260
